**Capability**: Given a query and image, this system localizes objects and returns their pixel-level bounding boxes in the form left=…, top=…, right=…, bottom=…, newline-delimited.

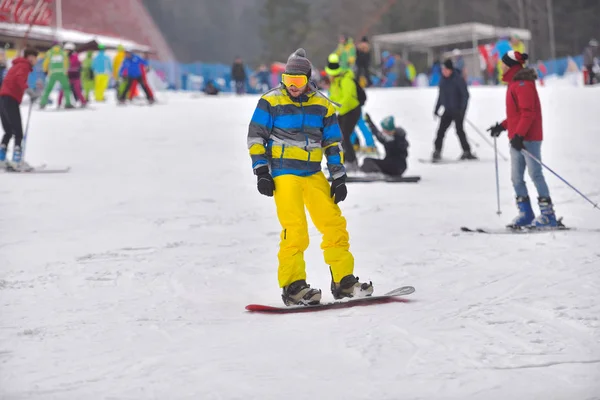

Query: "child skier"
left=247, top=48, right=373, bottom=306
left=39, top=43, right=73, bottom=109
left=118, top=51, right=154, bottom=104
left=361, top=114, right=409, bottom=177
left=92, top=44, right=112, bottom=101
left=0, top=48, right=39, bottom=168
left=58, top=43, right=86, bottom=107
left=488, top=51, right=558, bottom=228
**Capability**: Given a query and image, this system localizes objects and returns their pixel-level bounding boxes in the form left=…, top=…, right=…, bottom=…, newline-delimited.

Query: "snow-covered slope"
left=1, top=87, right=599, bottom=399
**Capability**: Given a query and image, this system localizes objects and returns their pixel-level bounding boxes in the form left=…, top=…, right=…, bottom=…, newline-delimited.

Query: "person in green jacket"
left=81, top=51, right=94, bottom=102
left=326, top=53, right=362, bottom=172
left=335, top=35, right=356, bottom=70
left=40, top=44, right=72, bottom=109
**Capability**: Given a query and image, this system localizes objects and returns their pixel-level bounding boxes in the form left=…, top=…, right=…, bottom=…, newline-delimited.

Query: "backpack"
left=354, top=77, right=367, bottom=106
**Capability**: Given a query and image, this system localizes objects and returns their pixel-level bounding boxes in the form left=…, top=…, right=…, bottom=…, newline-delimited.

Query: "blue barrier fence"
left=25, top=54, right=586, bottom=93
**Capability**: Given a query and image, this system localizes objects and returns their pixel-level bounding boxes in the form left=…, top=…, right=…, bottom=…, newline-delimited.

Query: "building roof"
left=0, top=22, right=150, bottom=52
left=372, top=22, right=531, bottom=51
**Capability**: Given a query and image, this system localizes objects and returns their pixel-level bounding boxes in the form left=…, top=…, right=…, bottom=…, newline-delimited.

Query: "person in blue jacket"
left=92, top=44, right=112, bottom=101
left=117, top=50, right=154, bottom=104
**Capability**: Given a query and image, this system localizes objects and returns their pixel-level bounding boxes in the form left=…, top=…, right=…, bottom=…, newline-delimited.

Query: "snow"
left=1, top=86, right=600, bottom=399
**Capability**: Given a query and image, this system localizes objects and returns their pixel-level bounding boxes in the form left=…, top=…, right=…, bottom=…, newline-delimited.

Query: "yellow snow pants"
left=94, top=74, right=110, bottom=101
left=273, top=172, right=354, bottom=288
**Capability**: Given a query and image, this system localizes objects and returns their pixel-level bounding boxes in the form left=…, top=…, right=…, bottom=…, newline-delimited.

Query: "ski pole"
left=522, top=149, right=600, bottom=210
left=493, top=136, right=502, bottom=215
left=20, top=98, right=35, bottom=167
left=465, top=118, right=509, bottom=161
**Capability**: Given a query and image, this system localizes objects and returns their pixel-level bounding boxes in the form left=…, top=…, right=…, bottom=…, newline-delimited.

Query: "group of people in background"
left=0, top=41, right=157, bottom=170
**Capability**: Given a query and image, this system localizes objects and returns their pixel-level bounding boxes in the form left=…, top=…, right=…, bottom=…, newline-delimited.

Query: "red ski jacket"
left=0, top=57, right=32, bottom=104
left=500, top=66, right=543, bottom=141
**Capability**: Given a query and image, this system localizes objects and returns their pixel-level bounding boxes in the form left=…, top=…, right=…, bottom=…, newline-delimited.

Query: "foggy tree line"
left=143, top=0, right=598, bottom=67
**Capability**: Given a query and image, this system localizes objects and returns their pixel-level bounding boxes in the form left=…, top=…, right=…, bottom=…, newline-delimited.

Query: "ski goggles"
left=281, top=73, right=308, bottom=88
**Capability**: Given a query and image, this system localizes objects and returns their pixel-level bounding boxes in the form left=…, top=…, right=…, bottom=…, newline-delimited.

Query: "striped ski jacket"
left=247, top=85, right=345, bottom=179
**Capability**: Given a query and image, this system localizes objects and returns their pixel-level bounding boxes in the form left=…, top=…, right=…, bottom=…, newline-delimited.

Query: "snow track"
left=1, top=88, right=599, bottom=399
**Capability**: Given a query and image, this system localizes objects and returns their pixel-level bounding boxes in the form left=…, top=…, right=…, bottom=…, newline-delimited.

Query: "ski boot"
left=459, top=151, right=478, bottom=160
left=432, top=150, right=441, bottom=162
left=282, top=280, right=322, bottom=306
left=331, top=274, right=373, bottom=300
left=533, top=197, right=558, bottom=228
left=0, top=144, right=6, bottom=168
left=507, top=196, right=535, bottom=229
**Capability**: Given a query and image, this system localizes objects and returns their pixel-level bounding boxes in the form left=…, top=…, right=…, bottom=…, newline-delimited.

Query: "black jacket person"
left=360, top=114, right=408, bottom=176
left=432, top=59, right=476, bottom=161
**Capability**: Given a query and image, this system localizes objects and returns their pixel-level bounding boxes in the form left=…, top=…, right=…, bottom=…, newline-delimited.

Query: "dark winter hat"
left=502, top=50, right=528, bottom=67
left=381, top=115, right=395, bottom=131
left=23, top=48, right=39, bottom=58
left=442, top=58, right=454, bottom=70
left=285, top=48, right=313, bottom=77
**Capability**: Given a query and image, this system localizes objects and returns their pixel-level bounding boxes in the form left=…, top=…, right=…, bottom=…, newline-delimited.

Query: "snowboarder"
left=350, top=112, right=378, bottom=155
left=39, top=43, right=73, bottom=109
left=326, top=53, right=363, bottom=172
left=247, top=48, right=373, bottom=306
left=81, top=50, right=94, bottom=102
left=487, top=51, right=558, bottom=228
left=433, top=58, right=476, bottom=161
left=0, top=48, right=39, bottom=168
left=58, top=43, right=86, bottom=107
left=361, top=113, right=409, bottom=177
left=117, top=51, right=154, bottom=104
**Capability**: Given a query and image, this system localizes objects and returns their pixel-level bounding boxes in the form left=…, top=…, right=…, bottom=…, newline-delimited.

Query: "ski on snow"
left=460, top=219, right=572, bottom=234
left=2, top=163, right=71, bottom=174
left=246, top=286, right=415, bottom=313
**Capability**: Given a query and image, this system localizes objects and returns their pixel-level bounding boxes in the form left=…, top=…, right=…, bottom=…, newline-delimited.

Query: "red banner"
left=0, top=0, right=53, bottom=26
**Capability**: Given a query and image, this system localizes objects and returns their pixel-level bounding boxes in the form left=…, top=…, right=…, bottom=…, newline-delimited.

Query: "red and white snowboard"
left=246, top=286, right=415, bottom=314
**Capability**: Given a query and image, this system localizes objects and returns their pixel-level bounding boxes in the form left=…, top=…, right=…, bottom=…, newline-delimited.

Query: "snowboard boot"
left=460, top=151, right=478, bottom=160
left=507, top=196, right=535, bottom=228
left=331, top=274, right=374, bottom=300
left=0, top=144, right=6, bottom=168
left=432, top=150, right=441, bottom=162
left=281, top=279, right=322, bottom=306
left=533, top=197, right=558, bottom=228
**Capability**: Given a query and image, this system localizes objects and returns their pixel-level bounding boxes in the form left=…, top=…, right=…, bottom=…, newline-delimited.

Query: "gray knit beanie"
left=285, top=48, right=313, bottom=76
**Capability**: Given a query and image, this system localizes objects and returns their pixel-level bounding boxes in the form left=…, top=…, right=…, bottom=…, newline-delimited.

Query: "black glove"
left=510, top=135, right=525, bottom=151
left=330, top=175, right=347, bottom=204
left=433, top=109, right=440, bottom=119
left=487, top=122, right=506, bottom=137
left=364, top=113, right=372, bottom=124
left=255, top=166, right=274, bottom=197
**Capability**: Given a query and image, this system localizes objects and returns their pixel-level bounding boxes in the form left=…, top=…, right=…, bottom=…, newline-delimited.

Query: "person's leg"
left=453, top=114, right=472, bottom=153
left=303, top=172, right=354, bottom=285
left=273, top=174, right=310, bottom=288
left=338, top=107, right=361, bottom=165
left=57, top=74, right=72, bottom=107
left=509, top=145, right=535, bottom=226
left=39, top=74, right=58, bottom=107
left=356, top=113, right=375, bottom=147
left=434, top=113, right=453, bottom=153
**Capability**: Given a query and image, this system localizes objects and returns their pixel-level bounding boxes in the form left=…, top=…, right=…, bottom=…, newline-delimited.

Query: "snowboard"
left=328, top=175, right=421, bottom=183
left=246, top=286, right=415, bottom=314
left=3, top=163, right=71, bottom=174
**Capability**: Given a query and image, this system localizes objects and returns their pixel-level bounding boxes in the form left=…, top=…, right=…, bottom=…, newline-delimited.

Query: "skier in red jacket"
left=488, top=51, right=557, bottom=228
left=0, top=48, right=39, bottom=168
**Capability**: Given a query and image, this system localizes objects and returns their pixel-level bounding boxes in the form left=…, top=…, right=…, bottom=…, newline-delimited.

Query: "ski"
left=418, top=158, right=481, bottom=165
left=460, top=221, right=572, bottom=234
left=246, top=286, right=415, bottom=313
left=3, top=164, right=71, bottom=174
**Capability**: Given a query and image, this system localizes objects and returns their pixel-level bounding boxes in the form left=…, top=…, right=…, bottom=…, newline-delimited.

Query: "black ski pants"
left=338, top=106, right=361, bottom=164
left=118, top=77, right=154, bottom=101
left=360, top=157, right=406, bottom=177
left=0, top=95, right=23, bottom=148
left=435, top=111, right=471, bottom=153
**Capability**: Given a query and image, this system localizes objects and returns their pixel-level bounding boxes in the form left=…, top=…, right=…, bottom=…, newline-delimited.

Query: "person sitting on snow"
left=360, top=113, right=409, bottom=177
